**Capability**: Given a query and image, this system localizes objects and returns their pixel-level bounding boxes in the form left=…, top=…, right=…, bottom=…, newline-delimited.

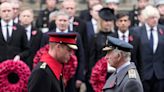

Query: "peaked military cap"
left=103, top=36, right=133, bottom=52
left=99, top=8, right=115, bottom=21
left=48, top=32, right=78, bottom=50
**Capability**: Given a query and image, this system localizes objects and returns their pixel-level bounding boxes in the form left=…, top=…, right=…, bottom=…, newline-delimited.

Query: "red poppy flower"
left=12, top=26, right=17, bottom=30
left=32, top=30, right=37, bottom=36
left=129, top=35, right=133, bottom=42
left=159, top=29, right=164, bottom=35
left=73, top=21, right=79, bottom=26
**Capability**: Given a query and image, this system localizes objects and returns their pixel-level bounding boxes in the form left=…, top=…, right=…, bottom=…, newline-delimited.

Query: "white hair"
left=113, top=48, right=131, bottom=62
left=49, top=11, right=58, bottom=22
left=55, top=10, right=69, bottom=19
left=142, top=5, right=160, bottom=20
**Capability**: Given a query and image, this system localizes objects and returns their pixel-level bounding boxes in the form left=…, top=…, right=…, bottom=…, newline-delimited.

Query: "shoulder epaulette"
left=40, top=62, right=47, bottom=69
left=128, top=69, right=137, bottom=79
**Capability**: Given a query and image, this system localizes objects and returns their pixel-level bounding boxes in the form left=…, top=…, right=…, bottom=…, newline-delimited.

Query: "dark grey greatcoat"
left=103, top=63, right=143, bottom=92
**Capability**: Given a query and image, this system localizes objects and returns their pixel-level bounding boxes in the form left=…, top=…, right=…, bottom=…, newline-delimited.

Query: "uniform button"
left=44, top=11, right=48, bottom=14
left=135, top=11, right=138, bottom=14
left=43, top=17, right=47, bottom=20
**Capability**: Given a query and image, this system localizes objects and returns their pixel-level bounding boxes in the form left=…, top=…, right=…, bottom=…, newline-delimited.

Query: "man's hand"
left=13, top=55, right=20, bottom=61
left=76, top=80, right=83, bottom=88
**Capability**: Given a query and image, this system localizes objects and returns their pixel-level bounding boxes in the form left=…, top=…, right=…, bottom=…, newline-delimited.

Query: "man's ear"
left=56, top=43, right=61, bottom=49
left=115, top=21, right=119, bottom=27
left=117, top=51, right=122, bottom=61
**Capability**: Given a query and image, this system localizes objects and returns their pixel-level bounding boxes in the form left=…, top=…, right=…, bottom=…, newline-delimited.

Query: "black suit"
left=25, top=26, right=43, bottom=70
left=84, top=21, right=96, bottom=92
left=28, top=62, right=65, bottom=92
left=72, top=17, right=88, bottom=73
left=133, top=24, right=164, bottom=92
left=0, top=22, right=29, bottom=62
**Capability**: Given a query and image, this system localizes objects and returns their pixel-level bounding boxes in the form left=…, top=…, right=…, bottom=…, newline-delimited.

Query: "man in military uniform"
left=129, top=0, right=149, bottom=27
left=35, top=0, right=58, bottom=33
left=102, top=36, right=143, bottom=92
left=28, top=32, right=78, bottom=92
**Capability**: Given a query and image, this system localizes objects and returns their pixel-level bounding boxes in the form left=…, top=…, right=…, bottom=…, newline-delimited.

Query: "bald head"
left=0, top=2, right=14, bottom=22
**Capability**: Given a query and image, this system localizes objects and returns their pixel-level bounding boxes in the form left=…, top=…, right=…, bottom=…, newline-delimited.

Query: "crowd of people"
left=0, top=0, right=164, bottom=92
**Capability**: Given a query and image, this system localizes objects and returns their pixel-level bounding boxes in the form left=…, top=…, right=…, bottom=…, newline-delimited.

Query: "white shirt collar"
left=118, top=30, right=129, bottom=42
left=1, top=19, right=13, bottom=27
left=118, top=30, right=129, bottom=37
left=91, top=18, right=97, bottom=25
left=117, top=61, right=131, bottom=73
left=14, top=17, right=19, bottom=23
left=25, top=25, right=32, bottom=32
left=145, top=23, right=157, bottom=31
left=56, top=28, right=69, bottom=33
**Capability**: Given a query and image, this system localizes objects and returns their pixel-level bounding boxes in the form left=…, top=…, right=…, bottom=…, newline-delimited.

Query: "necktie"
left=6, top=24, right=10, bottom=41
left=122, top=34, right=125, bottom=41
left=149, top=28, right=154, bottom=53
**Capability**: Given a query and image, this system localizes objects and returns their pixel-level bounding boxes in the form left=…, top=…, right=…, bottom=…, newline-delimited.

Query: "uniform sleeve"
left=123, top=79, right=143, bottom=92
left=28, top=69, right=51, bottom=92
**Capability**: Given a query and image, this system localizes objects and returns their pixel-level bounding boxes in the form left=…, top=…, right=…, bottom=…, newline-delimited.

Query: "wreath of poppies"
left=90, top=57, right=108, bottom=92
left=33, top=44, right=78, bottom=84
left=0, top=60, right=31, bottom=92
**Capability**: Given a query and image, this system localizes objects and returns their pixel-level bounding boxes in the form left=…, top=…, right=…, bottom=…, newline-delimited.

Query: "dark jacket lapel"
left=0, top=23, right=6, bottom=42
left=73, top=17, right=80, bottom=32
left=154, top=25, right=164, bottom=54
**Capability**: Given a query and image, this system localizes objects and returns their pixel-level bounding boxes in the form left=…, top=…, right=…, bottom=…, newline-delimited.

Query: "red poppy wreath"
left=0, top=60, right=31, bottom=92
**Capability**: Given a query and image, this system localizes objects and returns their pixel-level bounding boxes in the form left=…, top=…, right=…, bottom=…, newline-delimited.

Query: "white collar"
left=1, top=19, right=13, bottom=27
left=91, top=18, right=97, bottom=25
left=117, top=61, right=130, bottom=73
left=56, top=28, right=69, bottom=33
left=118, top=30, right=129, bottom=37
left=145, top=23, right=157, bottom=31
left=26, top=25, right=32, bottom=32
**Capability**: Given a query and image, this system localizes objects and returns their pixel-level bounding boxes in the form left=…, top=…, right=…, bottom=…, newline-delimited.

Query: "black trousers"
left=142, top=73, right=164, bottom=92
